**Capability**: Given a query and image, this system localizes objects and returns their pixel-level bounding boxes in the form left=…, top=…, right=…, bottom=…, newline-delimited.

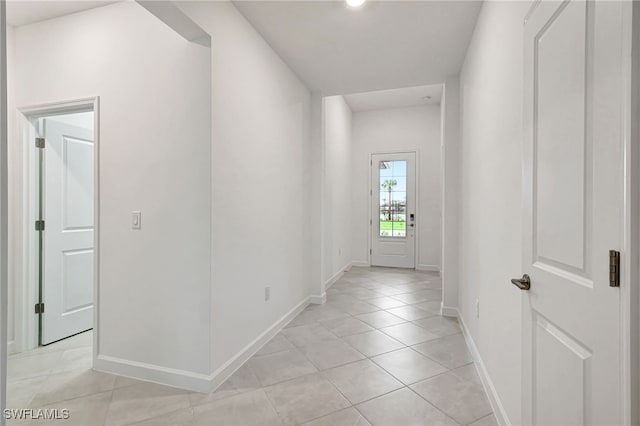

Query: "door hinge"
left=35, top=220, right=45, bottom=231
left=34, top=303, right=45, bottom=314
left=370, top=189, right=372, bottom=196
left=369, top=249, right=372, bottom=255
left=370, top=219, right=372, bottom=225
left=609, top=250, right=620, bottom=287
left=35, top=137, right=45, bottom=149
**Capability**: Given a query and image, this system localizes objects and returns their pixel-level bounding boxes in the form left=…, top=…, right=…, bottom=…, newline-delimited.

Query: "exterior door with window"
left=371, top=152, right=416, bottom=268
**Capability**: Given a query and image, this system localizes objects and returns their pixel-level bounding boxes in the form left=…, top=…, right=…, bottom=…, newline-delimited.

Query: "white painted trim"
left=622, top=2, right=637, bottom=424
left=94, top=354, right=212, bottom=393
left=15, top=97, right=100, bottom=356
left=324, top=262, right=352, bottom=291
left=457, top=310, right=511, bottom=426
left=6, top=341, right=13, bottom=356
left=309, top=294, right=326, bottom=305
left=95, top=296, right=310, bottom=393
left=351, top=260, right=370, bottom=268
left=440, top=305, right=458, bottom=318
left=206, top=296, right=309, bottom=392
left=416, top=264, right=440, bottom=273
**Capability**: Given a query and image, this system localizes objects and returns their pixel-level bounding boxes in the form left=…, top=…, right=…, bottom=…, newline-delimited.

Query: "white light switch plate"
left=132, top=211, right=141, bottom=230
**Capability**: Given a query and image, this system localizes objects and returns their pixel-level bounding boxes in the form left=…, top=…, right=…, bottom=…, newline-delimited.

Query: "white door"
left=41, top=118, right=94, bottom=345
left=371, top=152, right=416, bottom=268
left=521, top=1, right=628, bottom=424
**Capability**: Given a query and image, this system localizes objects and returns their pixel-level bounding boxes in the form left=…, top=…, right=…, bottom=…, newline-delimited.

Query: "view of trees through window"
left=379, top=160, right=407, bottom=237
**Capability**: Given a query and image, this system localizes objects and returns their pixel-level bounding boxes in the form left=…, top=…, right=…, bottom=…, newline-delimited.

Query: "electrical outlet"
left=265, top=286, right=271, bottom=301
left=475, top=298, right=480, bottom=318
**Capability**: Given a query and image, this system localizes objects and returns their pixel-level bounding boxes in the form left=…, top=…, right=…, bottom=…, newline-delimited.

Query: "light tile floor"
left=6, top=267, right=497, bottom=426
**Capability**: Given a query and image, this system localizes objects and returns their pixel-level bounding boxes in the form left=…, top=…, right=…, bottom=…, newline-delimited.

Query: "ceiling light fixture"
left=346, top=0, right=366, bottom=8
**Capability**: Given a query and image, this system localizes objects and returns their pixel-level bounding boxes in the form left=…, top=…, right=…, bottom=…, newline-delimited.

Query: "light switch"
left=132, top=211, right=141, bottom=230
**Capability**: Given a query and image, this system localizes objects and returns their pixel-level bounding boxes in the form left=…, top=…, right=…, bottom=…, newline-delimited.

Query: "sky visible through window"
left=379, top=160, right=407, bottom=237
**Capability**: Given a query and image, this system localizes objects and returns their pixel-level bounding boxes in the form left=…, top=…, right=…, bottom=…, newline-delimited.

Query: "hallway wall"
left=457, top=1, right=532, bottom=423
left=176, top=2, right=313, bottom=374
left=9, top=1, right=212, bottom=379
left=323, top=96, right=352, bottom=286
left=351, top=105, right=441, bottom=271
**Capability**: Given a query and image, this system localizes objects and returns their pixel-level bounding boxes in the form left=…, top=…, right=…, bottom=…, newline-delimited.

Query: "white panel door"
left=42, top=119, right=94, bottom=344
left=521, top=1, right=627, bottom=424
left=371, top=152, right=416, bottom=268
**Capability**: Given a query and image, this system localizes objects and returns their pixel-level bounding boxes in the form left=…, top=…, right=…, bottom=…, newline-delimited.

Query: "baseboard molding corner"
left=441, top=304, right=458, bottom=318
left=416, top=264, right=441, bottom=273
left=309, top=293, right=327, bottom=304
left=206, top=296, right=310, bottom=392
left=95, top=296, right=310, bottom=394
left=457, top=313, right=511, bottom=426
left=94, top=354, right=212, bottom=393
left=351, top=260, right=370, bottom=268
left=7, top=340, right=15, bottom=355
left=324, top=263, right=350, bottom=291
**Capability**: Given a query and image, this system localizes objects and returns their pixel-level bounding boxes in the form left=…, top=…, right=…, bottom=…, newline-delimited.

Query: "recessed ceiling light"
left=346, top=0, right=366, bottom=8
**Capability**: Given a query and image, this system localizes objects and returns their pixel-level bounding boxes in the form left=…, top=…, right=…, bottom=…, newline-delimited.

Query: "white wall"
left=440, top=77, right=460, bottom=314
left=323, top=96, right=352, bottom=285
left=351, top=105, right=441, bottom=270
left=176, top=2, right=312, bottom=374
left=10, top=1, right=212, bottom=381
left=457, top=1, right=531, bottom=424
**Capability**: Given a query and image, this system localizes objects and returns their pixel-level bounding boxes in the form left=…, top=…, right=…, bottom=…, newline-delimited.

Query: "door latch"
left=609, top=250, right=620, bottom=287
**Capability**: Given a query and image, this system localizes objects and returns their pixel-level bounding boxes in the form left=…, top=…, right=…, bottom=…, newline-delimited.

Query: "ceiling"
left=233, top=0, right=482, bottom=96
left=344, top=83, right=442, bottom=112
left=6, top=0, right=118, bottom=27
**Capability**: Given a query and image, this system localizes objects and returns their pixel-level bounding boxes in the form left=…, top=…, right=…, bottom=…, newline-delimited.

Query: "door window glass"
left=379, top=160, right=407, bottom=237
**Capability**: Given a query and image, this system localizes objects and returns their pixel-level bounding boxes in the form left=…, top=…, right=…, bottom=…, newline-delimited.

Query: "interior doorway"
left=370, top=152, right=416, bottom=268
left=17, top=99, right=99, bottom=350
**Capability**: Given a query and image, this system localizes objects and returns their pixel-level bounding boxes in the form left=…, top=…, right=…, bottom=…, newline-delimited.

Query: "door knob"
left=510, top=274, right=531, bottom=290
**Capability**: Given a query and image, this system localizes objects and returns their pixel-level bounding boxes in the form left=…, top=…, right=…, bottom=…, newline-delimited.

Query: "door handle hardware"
left=511, top=274, right=531, bottom=290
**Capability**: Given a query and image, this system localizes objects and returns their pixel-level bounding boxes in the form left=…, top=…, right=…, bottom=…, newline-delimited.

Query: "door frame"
left=625, top=1, right=639, bottom=423
left=368, top=150, right=419, bottom=268
left=14, top=97, right=100, bottom=362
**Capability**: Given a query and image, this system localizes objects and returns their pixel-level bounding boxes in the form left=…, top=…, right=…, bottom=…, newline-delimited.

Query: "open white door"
left=371, top=152, right=416, bottom=268
left=521, top=1, right=628, bottom=424
left=41, top=118, right=94, bottom=345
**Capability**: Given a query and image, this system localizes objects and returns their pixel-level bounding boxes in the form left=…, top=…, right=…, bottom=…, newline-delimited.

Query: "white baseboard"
left=440, top=304, right=458, bottom=318
left=351, top=261, right=370, bottom=268
left=95, top=296, right=310, bottom=394
left=457, top=311, right=511, bottom=426
left=7, top=340, right=15, bottom=355
left=324, top=262, right=352, bottom=291
left=416, top=264, right=441, bottom=273
left=94, top=354, right=213, bottom=393
left=309, top=293, right=326, bottom=304
left=205, top=296, right=309, bottom=392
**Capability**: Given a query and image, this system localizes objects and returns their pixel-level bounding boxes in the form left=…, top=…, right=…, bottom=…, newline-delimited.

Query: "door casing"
left=14, top=97, right=99, bottom=362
